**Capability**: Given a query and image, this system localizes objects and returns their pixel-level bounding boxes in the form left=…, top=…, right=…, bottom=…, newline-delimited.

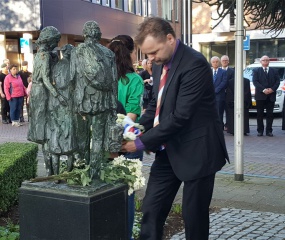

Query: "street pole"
left=234, top=0, right=244, bottom=181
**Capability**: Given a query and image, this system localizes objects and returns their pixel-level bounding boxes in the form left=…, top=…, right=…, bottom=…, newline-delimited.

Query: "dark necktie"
left=264, top=68, right=268, bottom=76
left=213, top=70, right=217, bottom=82
left=154, top=65, right=169, bottom=127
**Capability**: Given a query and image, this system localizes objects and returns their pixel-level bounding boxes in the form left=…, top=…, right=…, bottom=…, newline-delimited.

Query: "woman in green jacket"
left=108, top=35, right=144, bottom=240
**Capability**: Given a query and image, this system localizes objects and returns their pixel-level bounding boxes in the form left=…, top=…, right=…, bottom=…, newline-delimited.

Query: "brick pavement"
left=1, top=115, right=285, bottom=239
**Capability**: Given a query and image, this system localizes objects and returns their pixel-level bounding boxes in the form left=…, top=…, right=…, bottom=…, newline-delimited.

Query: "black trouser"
left=140, top=150, right=215, bottom=240
left=256, top=97, right=275, bottom=133
left=1, top=97, right=10, bottom=121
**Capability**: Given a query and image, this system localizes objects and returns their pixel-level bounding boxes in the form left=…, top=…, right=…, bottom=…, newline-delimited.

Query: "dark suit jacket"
left=226, top=77, right=252, bottom=109
left=225, top=67, right=234, bottom=84
left=252, top=67, right=280, bottom=102
left=139, top=43, right=229, bottom=181
left=213, top=68, right=227, bottom=101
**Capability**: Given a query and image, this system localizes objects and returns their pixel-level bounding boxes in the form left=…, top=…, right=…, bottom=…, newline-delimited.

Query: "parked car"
left=243, top=58, right=285, bottom=113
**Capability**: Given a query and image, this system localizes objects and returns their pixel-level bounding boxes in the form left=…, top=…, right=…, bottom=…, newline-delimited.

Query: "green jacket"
left=118, top=72, right=144, bottom=119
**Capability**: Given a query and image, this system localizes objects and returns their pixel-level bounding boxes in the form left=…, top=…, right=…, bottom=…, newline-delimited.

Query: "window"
left=143, top=0, right=148, bottom=17
left=174, top=0, right=178, bottom=21
left=162, top=0, right=172, bottom=21
left=115, top=0, right=123, bottom=9
left=128, top=0, right=135, bottom=13
left=105, top=0, right=110, bottom=6
left=135, top=0, right=142, bottom=15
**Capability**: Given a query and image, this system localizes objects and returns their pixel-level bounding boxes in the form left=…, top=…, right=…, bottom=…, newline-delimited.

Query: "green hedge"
left=0, top=142, right=38, bottom=213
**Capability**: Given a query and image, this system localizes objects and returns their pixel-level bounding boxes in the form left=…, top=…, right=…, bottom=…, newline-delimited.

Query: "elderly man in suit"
left=122, top=17, right=229, bottom=240
left=221, top=55, right=234, bottom=131
left=211, top=56, right=228, bottom=126
left=253, top=55, right=280, bottom=137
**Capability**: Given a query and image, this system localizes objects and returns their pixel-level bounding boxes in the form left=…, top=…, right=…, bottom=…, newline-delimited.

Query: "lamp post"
left=234, top=0, right=244, bottom=181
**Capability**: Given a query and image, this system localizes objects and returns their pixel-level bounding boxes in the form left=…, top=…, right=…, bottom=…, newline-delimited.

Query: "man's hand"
left=121, top=141, right=137, bottom=153
left=0, top=93, right=5, bottom=98
left=267, top=88, right=274, bottom=94
left=109, top=152, right=119, bottom=159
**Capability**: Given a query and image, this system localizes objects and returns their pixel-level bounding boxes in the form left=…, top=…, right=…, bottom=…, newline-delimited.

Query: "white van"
left=243, top=58, right=285, bottom=113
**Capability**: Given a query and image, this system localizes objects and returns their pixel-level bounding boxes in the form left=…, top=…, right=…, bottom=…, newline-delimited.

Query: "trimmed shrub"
left=0, top=142, right=38, bottom=213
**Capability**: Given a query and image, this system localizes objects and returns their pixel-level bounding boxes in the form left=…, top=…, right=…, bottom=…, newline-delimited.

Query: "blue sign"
left=243, top=35, right=250, bottom=51
left=20, top=38, right=32, bottom=53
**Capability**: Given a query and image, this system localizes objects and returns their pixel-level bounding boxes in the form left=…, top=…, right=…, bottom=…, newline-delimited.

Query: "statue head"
left=36, top=26, right=61, bottom=50
left=60, top=44, right=74, bottom=60
left=82, top=21, right=102, bottom=42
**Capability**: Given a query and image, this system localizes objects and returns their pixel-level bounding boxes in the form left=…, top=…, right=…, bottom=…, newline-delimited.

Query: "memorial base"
left=19, top=181, right=128, bottom=240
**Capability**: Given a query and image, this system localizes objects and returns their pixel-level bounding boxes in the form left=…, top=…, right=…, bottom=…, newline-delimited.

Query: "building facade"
left=191, top=2, right=285, bottom=67
left=0, top=0, right=159, bottom=69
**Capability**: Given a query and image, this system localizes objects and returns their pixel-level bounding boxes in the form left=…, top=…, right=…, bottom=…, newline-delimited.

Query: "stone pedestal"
left=19, top=181, right=128, bottom=240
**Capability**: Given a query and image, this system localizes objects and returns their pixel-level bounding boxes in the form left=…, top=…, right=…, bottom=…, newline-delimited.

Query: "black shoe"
left=266, top=132, right=273, bottom=137
left=2, top=120, right=8, bottom=124
left=20, top=117, right=25, bottom=122
left=257, top=132, right=263, bottom=136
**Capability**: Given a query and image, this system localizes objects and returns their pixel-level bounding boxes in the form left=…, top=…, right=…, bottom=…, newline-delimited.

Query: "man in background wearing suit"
left=253, top=55, right=280, bottom=137
left=211, top=56, right=228, bottom=127
left=122, top=17, right=229, bottom=240
left=221, top=55, right=234, bottom=131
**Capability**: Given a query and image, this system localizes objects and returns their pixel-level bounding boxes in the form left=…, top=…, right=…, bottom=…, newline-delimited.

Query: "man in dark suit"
left=122, top=17, right=229, bottom=240
left=252, top=55, right=280, bottom=137
left=221, top=55, right=234, bottom=131
left=211, top=56, right=228, bottom=126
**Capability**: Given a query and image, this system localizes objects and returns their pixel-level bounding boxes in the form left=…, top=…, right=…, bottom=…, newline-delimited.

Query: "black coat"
left=252, top=67, right=280, bottom=102
left=226, top=77, right=251, bottom=134
left=139, top=43, right=229, bottom=181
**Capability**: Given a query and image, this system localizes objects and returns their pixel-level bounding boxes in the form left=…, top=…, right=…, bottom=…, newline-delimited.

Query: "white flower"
left=116, top=114, right=144, bottom=141
left=123, top=132, right=136, bottom=141
left=100, top=155, right=145, bottom=196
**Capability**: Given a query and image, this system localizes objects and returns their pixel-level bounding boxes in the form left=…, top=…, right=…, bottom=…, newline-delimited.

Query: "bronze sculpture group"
left=28, top=21, right=123, bottom=179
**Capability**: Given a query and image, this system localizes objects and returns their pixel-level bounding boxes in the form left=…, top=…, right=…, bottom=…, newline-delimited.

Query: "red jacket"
left=4, top=74, right=26, bottom=100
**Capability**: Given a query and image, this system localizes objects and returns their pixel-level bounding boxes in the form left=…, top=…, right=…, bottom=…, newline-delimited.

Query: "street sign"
left=243, top=35, right=250, bottom=51
left=20, top=38, right=32, bottom=53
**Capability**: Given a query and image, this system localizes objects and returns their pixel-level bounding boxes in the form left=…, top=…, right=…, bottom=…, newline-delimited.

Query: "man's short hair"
left=1, top=63, right=7, bottom=68
left=135, top=17, right=176, bottom=46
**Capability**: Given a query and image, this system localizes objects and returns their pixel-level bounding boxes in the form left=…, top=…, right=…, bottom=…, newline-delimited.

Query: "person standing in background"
left=18, top=60, right=32, bottom=122
left=122, top=17, right=228, bottom=240
left=108, top=34, right=144, bottom=240
left=3, top=59, right=10, bottom=71
left=141, top=58, right=147, bottom=71
left=220, top=55, right=234, bottom=131
left=280, top=83, right=285, bottom=130
left=252, top=55, right=280, bottom=137
left=211, top=56, right=228, bottom=127
left=0, top=63, right=10, bottom=124
left=226, top=76, right=251, bottom=135
left=136, top=59, right=144, bottom=73
left=140, top=58, right=153, bottom=112
left=4, top=64, right=26, bottom=127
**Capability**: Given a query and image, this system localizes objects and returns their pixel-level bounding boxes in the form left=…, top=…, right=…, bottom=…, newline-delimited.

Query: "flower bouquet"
left=116, top=114, right=144, bottom=140
left=100, top=155, right=145, bottom=195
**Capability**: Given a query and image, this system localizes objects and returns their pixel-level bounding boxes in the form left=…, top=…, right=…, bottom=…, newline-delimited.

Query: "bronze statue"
left=27, top=26, right=67, bottom=176
left=47, top=44, right=77, bottom=174
left=70, top=21, right=122, bottom=180
left=28, top=22, right=123, bottom=179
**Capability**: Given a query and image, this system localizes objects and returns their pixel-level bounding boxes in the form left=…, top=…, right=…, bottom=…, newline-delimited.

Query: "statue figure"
left=29, top=22, right=123, bottom=179
left=46, top=44, right=77, bottom=174
left=27, top=26, right=67, bottom=176
left=70, top=21, right=123, bottom=180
